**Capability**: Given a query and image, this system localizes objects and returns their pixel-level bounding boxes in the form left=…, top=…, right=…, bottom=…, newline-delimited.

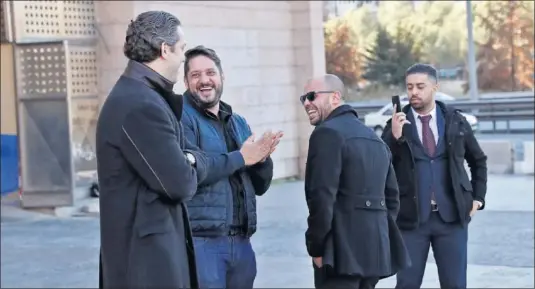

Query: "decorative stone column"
left=290, top=1, right=326, bottom=179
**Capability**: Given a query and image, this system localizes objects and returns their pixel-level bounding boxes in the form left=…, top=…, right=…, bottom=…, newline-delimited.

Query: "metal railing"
left=350, top=95, right=535, bottom=134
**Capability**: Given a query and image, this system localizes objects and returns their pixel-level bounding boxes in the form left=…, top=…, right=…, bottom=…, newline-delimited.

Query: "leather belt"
left=228, top=228, right=246, bottom=236
left=431, top=203, right=439, bottom=212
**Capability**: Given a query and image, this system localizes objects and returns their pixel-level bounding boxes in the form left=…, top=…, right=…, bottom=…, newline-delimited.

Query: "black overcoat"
left=96, top=60, right=207, bottom=288
left=305, top=104, right=411, bottom=279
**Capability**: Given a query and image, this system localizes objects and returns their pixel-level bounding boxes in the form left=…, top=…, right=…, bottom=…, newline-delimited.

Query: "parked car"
left=364, top=93, right=478, bottom=137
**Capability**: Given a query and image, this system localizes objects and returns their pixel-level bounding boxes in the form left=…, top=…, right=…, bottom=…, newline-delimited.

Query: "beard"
left=191, top=83, right=224, bottom=109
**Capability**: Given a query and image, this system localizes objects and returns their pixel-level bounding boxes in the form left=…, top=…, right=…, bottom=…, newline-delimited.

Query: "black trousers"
left=314, top=264, right=379, bottom=289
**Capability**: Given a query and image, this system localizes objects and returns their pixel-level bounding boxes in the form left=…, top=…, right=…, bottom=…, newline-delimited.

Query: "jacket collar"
left=184, top=90, right=233, bottom=122
left=122, top=60, right=183, bottom=121
left=324, top=104, right=359, bottom=122
left=122, top=60, right=175, bottom=96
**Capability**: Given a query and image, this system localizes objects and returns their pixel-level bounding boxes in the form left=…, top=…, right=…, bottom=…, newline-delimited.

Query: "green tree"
left=376, top=1, right=415, bottom=39
left=465, top=0, right=534, bottom=92
left=411, top=1, right=468, bottom=67
left=323, top=5, right=379, bottom=87
left=362, top=25, right=421, bottom=88
left=324, top=16, right=362, bottom=86
left=344, top=5, right=379, bottom=54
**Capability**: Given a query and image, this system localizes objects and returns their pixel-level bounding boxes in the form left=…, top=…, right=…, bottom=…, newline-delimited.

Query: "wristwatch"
left=185, top=152, right=196, bottom=167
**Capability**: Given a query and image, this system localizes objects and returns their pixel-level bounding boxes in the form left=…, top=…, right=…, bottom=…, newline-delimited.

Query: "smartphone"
left=391, top=95, right=402, bottom=113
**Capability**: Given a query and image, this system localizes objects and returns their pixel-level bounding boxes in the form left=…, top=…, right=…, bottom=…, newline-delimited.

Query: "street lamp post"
left=466, top=0, right=479, bottom=100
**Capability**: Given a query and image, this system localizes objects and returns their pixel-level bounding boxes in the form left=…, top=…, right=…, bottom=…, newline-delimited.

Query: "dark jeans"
left=193, top=235, right=256, bottom=289
left=395, top=212, right=468, bottom=289
left=314, top=264, right=379, bottom=289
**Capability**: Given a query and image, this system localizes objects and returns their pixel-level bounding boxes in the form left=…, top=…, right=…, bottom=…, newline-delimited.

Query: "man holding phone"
left=381, top=63, right=488, bottom=289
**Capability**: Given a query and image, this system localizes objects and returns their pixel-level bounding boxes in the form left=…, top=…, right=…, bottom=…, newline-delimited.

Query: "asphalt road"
left=1, top=175, right=534, bottom=288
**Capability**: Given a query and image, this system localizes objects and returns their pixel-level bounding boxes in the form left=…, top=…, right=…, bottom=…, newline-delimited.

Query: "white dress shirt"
left=411, top=105, right=439, bottom=145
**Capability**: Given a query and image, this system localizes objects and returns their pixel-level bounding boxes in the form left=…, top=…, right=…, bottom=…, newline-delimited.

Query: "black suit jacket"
left=381, top=101, right=488, bottom=230
left=304, top=104, right=411, bottom=278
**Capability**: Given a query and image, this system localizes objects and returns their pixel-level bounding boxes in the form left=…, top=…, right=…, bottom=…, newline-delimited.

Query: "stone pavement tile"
left=1, top=204, right=54, bottom=223
left=1, top=176, right=533, bottom=288
left=254, top=256, right=313, bottom=287
left=376, top=263, right=534, bottom=288
left=254, top=256, right=535, bottom=288
left=252, top=176, right=534, bottom=288
left=483, top=175, right=534, bottom=212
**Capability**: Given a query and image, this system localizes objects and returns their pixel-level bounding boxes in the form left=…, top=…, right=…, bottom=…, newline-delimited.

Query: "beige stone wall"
left=1, top=44, right=17, bottom=135
left=95, top=1, right=325, bottom=179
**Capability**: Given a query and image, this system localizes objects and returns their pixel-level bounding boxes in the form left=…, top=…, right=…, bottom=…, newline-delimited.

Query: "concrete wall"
left=466, top=140, right=535, bottom=176
left=478, top=140, right=515, bottom=174
left=95, top=1, right=325, bottom=179
left=515, top=141, right=534, bottom=175
left=1, top=44, right=16, bottom=136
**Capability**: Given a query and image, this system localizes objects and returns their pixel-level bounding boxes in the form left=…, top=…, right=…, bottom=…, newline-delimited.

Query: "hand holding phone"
left=390, top=95, right=410, bottom=140
left=391, top=95, right=402, bottom=113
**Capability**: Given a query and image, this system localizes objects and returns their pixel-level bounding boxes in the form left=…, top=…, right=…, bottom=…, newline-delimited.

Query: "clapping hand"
left=239, top=130, right=284, bottom=166
left=258, top=130, right=284, bottom=163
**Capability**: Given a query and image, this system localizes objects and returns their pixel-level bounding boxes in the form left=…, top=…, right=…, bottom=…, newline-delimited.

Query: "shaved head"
left=304, top=74, right=346, bottom=100
left=302, top=74, right=346, bottom=126
left=322, top=74, right=346, bottom=100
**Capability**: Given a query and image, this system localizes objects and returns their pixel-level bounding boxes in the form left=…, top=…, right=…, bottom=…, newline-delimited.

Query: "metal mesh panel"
left=1, top=0, right=13, bottom=43
left=67, top=43, right=98, bottom=186
left=16, top=43, right=67, bottom=97
left=63, top=1, right=96, bottom=38
left=69, top=45, right=97, bottom=97
left=0, top=1, right=7, bottom=43
left=15, top=42, right=73, bottom=207
left=12, top=1, right=96, bottom=43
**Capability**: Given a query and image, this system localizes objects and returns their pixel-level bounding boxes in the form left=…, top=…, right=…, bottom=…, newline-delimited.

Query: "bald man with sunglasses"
left=301, top=75, right=411, bottom=289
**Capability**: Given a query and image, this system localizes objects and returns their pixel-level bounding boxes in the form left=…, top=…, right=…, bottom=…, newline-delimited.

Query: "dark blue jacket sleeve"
left=180, top=111, right=245, bottom=186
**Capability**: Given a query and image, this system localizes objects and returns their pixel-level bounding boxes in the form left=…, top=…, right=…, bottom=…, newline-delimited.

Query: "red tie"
left=419, top=115, right=436, bottom=156
left=419, top=115, right=437, bottom=205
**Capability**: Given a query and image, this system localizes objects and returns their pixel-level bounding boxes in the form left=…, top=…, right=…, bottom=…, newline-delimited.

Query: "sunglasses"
left=299, top=90, right=336, bottom=104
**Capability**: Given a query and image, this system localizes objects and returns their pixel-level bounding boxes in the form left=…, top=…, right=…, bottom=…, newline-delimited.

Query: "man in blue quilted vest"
left=180, top=45, right=283, bottom=289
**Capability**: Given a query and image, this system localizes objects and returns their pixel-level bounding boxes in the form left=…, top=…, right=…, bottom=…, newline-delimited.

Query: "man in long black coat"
left=301, top=75, right=411, bottom=289
left=96, top=12, right=207, bottom=288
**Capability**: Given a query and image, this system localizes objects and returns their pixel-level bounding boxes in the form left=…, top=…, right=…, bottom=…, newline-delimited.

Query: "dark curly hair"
left=184, top=45, right=223, bottom=77
left=123, top=11, right=181, bottom=63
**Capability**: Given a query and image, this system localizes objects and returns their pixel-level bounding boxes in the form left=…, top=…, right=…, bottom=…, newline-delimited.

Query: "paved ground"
left=1, top=175, right=534, bottom=288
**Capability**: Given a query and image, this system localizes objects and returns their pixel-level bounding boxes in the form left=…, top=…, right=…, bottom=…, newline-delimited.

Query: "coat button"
left=365, top=201, right=371, bottom=207
left=380, top=200, right=385, bottom=206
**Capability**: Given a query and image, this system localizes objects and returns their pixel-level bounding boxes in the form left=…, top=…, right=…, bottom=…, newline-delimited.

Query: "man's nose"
left=199, top=74, right=210, bottom=83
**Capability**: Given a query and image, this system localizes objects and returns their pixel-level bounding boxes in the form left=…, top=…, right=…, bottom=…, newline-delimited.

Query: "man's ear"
left=433, top=83, right=440, bottom=93
left=160, top=43, right=168, bottom=59
left=333, top=91, right=343, bottom=104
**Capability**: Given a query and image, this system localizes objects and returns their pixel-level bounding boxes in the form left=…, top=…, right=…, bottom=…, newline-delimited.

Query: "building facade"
left=0, top=1, right=325, bottom=208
